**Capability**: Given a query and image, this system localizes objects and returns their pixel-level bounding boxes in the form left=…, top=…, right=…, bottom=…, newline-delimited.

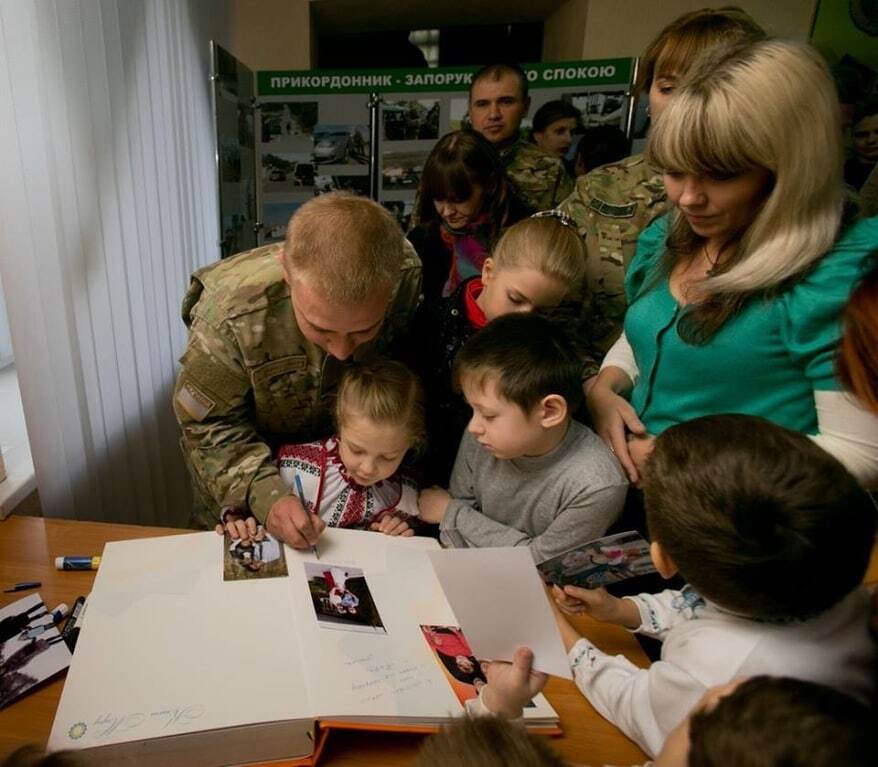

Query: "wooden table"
left=0, top=517, right=652, bottom=765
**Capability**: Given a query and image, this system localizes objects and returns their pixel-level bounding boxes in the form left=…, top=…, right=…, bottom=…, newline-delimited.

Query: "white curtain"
left=0, top=0, right=228, bottom=525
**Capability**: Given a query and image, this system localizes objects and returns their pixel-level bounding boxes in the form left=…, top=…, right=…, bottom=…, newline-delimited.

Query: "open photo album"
left=48, top=529, right=559, bottom=766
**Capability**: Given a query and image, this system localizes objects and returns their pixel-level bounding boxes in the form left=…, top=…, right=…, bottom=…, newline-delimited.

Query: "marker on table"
left=293, top=472, right=319, bottom=561
left=4, top=581, right=41, bottom=593
left=55, top=556, right=101, bottom=571
left=61, top=595, right=87, bottom=651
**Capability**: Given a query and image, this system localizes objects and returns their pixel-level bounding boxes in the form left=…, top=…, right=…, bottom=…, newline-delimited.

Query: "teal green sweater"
left=624, top=215, right=878, bottom=436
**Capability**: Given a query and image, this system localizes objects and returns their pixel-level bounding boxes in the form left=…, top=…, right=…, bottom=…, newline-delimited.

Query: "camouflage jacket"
left=558, top=153, right=668, bottom=368
left=174, top=242, right=422, bottom=528
left=501, top=139, right=574, bottom=212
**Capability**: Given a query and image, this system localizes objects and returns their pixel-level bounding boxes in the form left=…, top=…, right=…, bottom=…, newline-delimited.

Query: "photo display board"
left=253, top=59, right=635, bottom=244
left=211, top=43, right=258, bottom=259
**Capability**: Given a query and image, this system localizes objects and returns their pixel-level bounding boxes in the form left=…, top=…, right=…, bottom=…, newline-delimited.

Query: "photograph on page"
left=420, top=625, right=486, bottom=704
left=536, top=531, right=655, bottom=590
left=305, top=563, right=386, bottom=634
left=223, top=528, right=288, bottom=581
left=0, top=594, right=71, bottom=708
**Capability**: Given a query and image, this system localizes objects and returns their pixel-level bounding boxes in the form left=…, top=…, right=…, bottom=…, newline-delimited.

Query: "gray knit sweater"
left=439, top=420, right=628, bottom=563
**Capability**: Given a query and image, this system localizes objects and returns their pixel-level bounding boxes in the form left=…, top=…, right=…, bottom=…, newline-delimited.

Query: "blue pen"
left=293, top=472, right=319, bottom=560
left=4, top=581, right=41, bottom=593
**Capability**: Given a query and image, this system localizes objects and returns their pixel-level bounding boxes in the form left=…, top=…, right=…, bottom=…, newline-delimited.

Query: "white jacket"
left=570, top=586, right=875, bottom=757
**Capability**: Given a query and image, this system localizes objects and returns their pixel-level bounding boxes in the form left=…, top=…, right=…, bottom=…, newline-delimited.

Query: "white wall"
left=0, top=273, right=12, bottom=369
left=0, top=0, right=230, bottom=525
left=544, top=0, right=818, bottom=61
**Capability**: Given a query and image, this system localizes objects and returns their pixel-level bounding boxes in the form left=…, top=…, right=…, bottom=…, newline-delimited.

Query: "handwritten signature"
left=92, top=705, right=205, bottom=738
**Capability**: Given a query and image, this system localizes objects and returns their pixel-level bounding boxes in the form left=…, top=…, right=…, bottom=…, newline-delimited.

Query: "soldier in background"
left=468, top=63, right=572, bottom=212
left=173, top=193, right=421, bottom=548
left=558, top=8, right=765, bottom=374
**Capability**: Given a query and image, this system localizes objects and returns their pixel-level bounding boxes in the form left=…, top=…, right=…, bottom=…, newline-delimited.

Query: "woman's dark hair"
left=414, top=129, right=512, bottom=241
left=574, top=125, right=630, bottom=173
left=851, top=98, right=878, bottom=127
left=531, top=100, right=581, bottom=135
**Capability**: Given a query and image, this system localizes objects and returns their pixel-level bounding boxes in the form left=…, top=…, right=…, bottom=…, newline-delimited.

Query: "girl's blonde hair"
left=334, top=360, right=426, bottom=452
left=491, top=215, right=586, bottom=291
left=646, top=40, right=845, bottom=341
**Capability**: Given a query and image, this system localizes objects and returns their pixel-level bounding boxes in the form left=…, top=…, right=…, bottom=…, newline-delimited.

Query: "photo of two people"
left=223, top=526, right=289, bottom=581
left=305, top=563, right=386, bottom=634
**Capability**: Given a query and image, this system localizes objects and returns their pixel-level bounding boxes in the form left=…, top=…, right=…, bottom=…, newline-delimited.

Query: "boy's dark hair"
left=643, top=414, right=875, bottom=619
left=688, top=676, right=877, bottom=767
left=415, top=716, right=565, bottom=767
left=469, top=62, right=529, bottom=101
left=453, top=314, right=583, bottom=413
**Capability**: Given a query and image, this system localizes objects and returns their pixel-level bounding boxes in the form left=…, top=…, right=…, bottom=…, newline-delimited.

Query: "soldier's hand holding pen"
left=266, top=495, right=326, bottom=549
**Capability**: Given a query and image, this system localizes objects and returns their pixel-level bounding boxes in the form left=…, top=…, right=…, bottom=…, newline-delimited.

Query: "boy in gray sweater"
left=417, top=313, right=627, bottom=563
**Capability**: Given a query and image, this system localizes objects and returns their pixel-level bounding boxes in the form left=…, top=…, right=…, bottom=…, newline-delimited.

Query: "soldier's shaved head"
left=283, top=192, right=406, bottom=304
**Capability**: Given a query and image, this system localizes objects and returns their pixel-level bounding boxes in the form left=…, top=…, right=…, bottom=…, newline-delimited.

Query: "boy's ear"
left=481, top=257, right=495, bottom=284
left=650, top=541, right=678, bottom=580
left=537, top=394, right=568, bottom=428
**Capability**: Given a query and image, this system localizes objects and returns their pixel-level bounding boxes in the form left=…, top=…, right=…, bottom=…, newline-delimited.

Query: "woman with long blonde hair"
left=587, top=39, right=878, bottom=489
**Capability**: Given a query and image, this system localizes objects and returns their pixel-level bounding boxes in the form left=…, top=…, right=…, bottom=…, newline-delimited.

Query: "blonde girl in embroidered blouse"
left=277, top=359, right=425, bottom=534
left=586, top=40, right=878, bottom=488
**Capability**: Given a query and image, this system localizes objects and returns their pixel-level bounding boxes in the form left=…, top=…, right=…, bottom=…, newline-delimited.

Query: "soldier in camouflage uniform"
left=501, top=138, right=573, bottom=212
left=558, top=154, right=667, bottom=367
left=468, top=63, right=572, bottom=212
left=174, top=193, right=421, bottom=545
left=559, top=8, right=764, bottom=375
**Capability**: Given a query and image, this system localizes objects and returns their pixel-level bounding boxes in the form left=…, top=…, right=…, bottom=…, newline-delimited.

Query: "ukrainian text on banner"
left=257, top=59, right=634, bottom=96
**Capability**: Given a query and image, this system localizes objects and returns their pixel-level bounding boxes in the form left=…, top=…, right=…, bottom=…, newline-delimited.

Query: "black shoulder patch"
left=588, top=199, right=638, bottom=218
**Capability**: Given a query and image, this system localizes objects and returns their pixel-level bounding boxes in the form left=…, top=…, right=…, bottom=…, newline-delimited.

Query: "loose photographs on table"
left=420, top=625, right=485, bottom=704
left=537, top=531, right=655, bottom=589
left=305, top=563, right=386, bottom=634
left=223, top=528, right=289, bottom=581
left=0, top=594, right=71, bottom=708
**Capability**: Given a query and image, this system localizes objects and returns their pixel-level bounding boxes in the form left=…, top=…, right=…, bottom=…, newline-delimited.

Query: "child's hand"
left=417, top=486, right=452, bottom=524
left=370, top=513, right=415, bottom=537
left=552, top=584, right=641, bottom=629
left=215, top=508, right=258, bottom=543
left=480, top=647, right=547, bottom=719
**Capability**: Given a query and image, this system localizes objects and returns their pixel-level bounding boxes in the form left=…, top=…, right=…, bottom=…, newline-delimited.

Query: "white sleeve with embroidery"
left=625, top=588, right=703, bottom=641
left=569, top=637, right=707, bottom=758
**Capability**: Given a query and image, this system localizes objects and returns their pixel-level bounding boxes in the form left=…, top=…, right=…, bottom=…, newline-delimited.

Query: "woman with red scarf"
left=408, top=129, right=531, bottom=303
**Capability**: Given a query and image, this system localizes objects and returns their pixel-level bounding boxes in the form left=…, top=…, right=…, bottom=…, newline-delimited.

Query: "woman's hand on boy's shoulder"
left=626, top=433, right=656, bottom=488
left=417, top=486, right=452, bottom=524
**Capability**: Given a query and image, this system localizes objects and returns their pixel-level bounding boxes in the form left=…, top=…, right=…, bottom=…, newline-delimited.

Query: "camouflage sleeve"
left=557, top=174, right=591, bottom=239
left=174, top=317, right=290, bottom=526
left=553, top=169, right=575, bottom=209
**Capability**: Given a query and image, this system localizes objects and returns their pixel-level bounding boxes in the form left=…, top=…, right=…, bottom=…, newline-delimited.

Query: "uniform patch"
left=589, top=198, right=638, bottom=218
left=176, top=381, right=216, bottom=421
left=251, top=355, right=308, bottom=385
